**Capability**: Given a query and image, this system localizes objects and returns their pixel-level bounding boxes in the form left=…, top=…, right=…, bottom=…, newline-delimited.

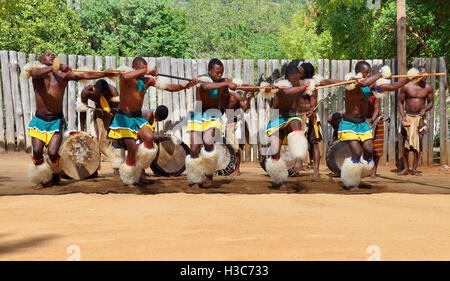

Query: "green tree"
left=0, top=0, right=91, bottom=55
left=279, top=8, right=332, bottom=59
left=183, top=0, right=304, bottom=59
left=78, top=0, right=190, bottom=58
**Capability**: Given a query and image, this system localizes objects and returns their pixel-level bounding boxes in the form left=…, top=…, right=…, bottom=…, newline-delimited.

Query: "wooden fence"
left=0, top=50, right=448, bottom=167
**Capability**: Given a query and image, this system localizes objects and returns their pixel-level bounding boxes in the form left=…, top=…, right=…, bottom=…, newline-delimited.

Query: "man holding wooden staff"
left=337, top=61, right=390, bottom=191
left=108, top=57, right=196, bottom=187
left=261, top=65, right=315, bottom=190
left=23, top=51, right=113, bottom=189
left=185, top=58, right=239, bottom=188
left=398, top=66, right=434, bottom=176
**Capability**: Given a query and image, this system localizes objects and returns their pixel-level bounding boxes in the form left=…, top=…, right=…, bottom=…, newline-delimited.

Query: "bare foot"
left=344, top=185, right=361, bottom=192
left=230, top=169, right=240, bottom=176
left=126, top=184, right=136, bottom=189
left=278, top=183, right=288, bottom=191
left=398, top=169, right=409, bottom=175
left=312, top=171, right=320, bottom=180
left=190, top=183, right=201, bottom=189
left=370, top=174, right=377, bottom=179
left=410, top=170, right=422, bottom=176
left=113, top=169, right=120, bottom=179
left=32, top=183, right=45, bottom=190
left=203, top=175, right=213, bottom=185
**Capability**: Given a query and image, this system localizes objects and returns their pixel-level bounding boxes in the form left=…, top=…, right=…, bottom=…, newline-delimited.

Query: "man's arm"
left=369, top=98, right=382, bottom=125
left=280, top=85, right=307, bottom=97
left=378, top=78, right=410, bottom=92
left=79, top=86, right=93, bottom=132
left=319, top=79, right=344, bottom=86
left=398, top=86, right=407, bottom=122
left=358, top=73, right=382, bottom=87
left=238, top=92, right=253, bottom=112
left=422, top=85, right=434, bottom=116
left=121, top=68, right=158, bottom=81
left=201, top=81, right=237, bottom=91
left=30, top=66, right=54, bottom=79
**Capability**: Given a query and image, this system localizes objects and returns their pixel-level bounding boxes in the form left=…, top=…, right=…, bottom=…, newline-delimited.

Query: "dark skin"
left=221, top=91, right=253, bottom=176
left=296, top=73, right=344, bottom=178
left=189, top=64, right=237, bottom=187
left=111, top=109, right=165, bottom=179
left=366, top=77, right=413, bottom=178
left=398, top=68, right=433, bottom=176
left=79, top=84, right=119, bottom=132
left=30, top=51, right=113, bottom=189
left=268, top=74, right=308, bottom=190
left=118, top=61, right=196, bottom=187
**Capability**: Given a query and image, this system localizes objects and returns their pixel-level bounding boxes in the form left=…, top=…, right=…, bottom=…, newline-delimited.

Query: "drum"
left=258, top=144, right=298, bottom=177
left=215, top=140, right=236, bottom=176
left=59, top=131, right=101, bottom=179
left=325, top=139, right=352, bottom=176
left=150, top=135, right=190, bottom=177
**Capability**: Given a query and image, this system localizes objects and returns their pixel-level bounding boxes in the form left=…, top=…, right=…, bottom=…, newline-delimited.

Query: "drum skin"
left=326, top=140, right=352, bottom=176
left=59, top=131, right=101, bottom=179
left=150, top=136, right=190, bottom=177
left=215, top=140, right=236, bottom=176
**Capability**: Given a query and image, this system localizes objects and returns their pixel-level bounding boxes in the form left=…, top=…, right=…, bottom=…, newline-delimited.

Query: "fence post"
left=439, top=57, right=448, bottom=165
left=0, top=51, right=16, bottom=151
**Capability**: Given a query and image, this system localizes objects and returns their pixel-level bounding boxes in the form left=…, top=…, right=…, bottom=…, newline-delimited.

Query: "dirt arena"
left=0, top=152, right=449, bottom=260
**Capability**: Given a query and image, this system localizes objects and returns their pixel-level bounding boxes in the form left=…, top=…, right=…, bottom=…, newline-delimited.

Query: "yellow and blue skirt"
left=187, top=111, right=222, bottom=133
left=108, top=113, right=154, bottom=140
left=266, top=116, right=303, bottom=137
left=28, top=113, right=66, bottom=146
left=338, top=120, right=373, bottom=142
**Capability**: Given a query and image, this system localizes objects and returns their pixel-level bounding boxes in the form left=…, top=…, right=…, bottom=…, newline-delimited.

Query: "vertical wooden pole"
left=397, top=0, right=407, bottom=165
left=18, top=52, right=32, bottom=152
left=439, top=57, right=448, bottom=165
left=67, top=55, right=77, bottom=131
left=0, top=50, right=16, bottom=151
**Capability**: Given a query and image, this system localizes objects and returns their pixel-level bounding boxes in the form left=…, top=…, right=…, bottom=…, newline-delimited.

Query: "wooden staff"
left=392, top=73, right=446, bottom=78
left=71, top=68, right=194, bottom=81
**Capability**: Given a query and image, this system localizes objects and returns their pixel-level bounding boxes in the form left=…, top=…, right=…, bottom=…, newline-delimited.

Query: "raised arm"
left=201, top=81, right=237, bottom=91
left=378, top=78, right=410, bottom=92
left=358, top=73, right=382, bottom=87
left=319, top=79, right=344, bottom=86
left=121, top=67, right=158, bottom=81
left=30, top=65, right=55, bottom=79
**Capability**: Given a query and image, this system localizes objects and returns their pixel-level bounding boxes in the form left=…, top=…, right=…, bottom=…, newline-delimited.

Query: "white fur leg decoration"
left=76, top=100, right=88, bottom=112
left=119, top=163, right=142, bottom=185
left=110, top=148, right=125, bottom=169
left=155, top=76, right=171, bottom=90
left=287, top=130, right=308, bottom=161
left=305, top=78, right=318, bottom=96
left=232, top=78, right=243, bottom=87
left=197, top=76, right=213, bottom=83
left=110, top=96, right=120, bottom=103
left=340, top=158, right=363, bottom=187
left=260, top=81, right=277, bottom=99
left=360, top=157, right=375, bottom=178
left=275, top=79, right=292, bottom=88
left=28, top=161, right=53, bottom=185
left=381, top=65, right=391, bottom=78
left=21, top=61, right=44, bottom=79
left=117, top=65, right=133, bottom=73
left=136, top=143, right=158, bottom=170
left=265, top=157, right=289, bottom=185
left=200, top=147, right=219, bottom=176
left=185, top=155, right=205, bottom=184
left=407, top=67, right=421, bottom=83
left=313, top=74, right=324, bottom=85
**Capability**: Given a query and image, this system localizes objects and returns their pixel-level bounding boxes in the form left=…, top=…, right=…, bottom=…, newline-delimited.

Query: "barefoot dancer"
left=108, top=57, right=196, bottom=187
left=398, top=66, right=433, bottom=176
left=25, top=51, right=113, bottom=189
left=337, top=61, right=389, bottom=191
left=185, top=58, right=238, bottom=188
left=263, top=65, right=314, bottom=190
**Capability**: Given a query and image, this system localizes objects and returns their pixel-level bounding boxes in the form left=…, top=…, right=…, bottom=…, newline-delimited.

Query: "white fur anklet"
left=110, top=148, right=125, bottom=169
left=185, top=155, right=205, bottom=185
left=361, top=157, right=375, bottom=178
left=28, top=161, right=53, bottom=185
left=200, top=146, right=219, bottom=176
left=119, top=162, right=142, bottom=185
left=340, top=158, right=363, bottom=187
left=136, top=143, right=158, bottom=170
left=265, top=157, right=289, bottom=185
left=287, top=130, right=308, bottom=161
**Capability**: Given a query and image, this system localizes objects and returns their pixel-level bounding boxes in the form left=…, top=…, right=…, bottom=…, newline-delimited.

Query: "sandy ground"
left=0, top=152, right=449, bottom=260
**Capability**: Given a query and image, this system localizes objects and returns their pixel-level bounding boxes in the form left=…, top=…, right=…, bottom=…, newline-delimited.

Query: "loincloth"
left=402, top=113, right=427, bottom=151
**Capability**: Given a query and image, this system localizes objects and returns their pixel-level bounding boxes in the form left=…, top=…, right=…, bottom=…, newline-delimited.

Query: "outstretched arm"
left=358, top=73, right=382, bottom=87
left=201, top=81, right=237, bottom=91
left=319, top=79, right=344, bottom=86
left=379, top=78, right=410, bottom=92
